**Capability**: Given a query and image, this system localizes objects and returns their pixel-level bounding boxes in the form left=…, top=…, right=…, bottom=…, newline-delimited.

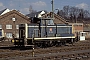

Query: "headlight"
left=11, top=40, right=14, bottom=42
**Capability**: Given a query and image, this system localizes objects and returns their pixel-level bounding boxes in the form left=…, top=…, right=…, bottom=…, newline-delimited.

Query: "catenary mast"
left=51, top=0, right=54, bottom=20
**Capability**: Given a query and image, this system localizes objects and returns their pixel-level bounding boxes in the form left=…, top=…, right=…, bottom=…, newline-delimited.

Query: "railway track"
left=0, top=49, right=90, bottom=60
left=0, top=40, right=90, bottom=60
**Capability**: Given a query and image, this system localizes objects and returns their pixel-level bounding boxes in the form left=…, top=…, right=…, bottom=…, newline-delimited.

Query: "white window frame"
left=6, top=24, right=12, bottom=29
left=6, top=33, right=12, bottom=38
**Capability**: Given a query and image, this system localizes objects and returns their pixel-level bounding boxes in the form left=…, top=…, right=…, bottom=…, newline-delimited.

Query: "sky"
left=0, top=0, right=90, bottom=14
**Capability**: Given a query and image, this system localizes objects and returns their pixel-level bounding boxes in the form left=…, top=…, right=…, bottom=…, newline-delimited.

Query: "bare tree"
left=57, top=5, right=90, bottom=22
left=58, top=10, right=65, bottom=18
left=63, top=6, right=69, bottom=18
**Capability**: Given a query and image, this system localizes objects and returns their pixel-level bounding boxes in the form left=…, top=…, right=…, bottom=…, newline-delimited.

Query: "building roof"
left=42, top=12, right=68, bottom=24
left=0, top=9, right=6, bottom=15
left=0, top=9, right=30, bottom=22
left=26, top=10, right=48, bottom=18
left=0, top=8, right=10, bottom=15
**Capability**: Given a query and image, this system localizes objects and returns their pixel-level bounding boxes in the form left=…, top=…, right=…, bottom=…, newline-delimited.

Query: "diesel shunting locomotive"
left=12, top=17, right=77, bottom=47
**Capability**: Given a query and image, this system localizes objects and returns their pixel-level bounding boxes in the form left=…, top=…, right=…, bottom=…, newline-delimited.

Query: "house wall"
left=0, top=10, right=30, bottom=39
left=83, top=31, right=90, bottom=39
left=83, top=24, right=90, bottom=39
left=69, top=23, right=83, bottom=37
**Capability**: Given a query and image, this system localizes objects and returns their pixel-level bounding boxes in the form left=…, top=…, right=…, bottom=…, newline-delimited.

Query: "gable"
left=0, top=10, right=30, bottom=24
left=0, top=10, right=30, bottom=21
left=42, top=12, right=68, bottom=24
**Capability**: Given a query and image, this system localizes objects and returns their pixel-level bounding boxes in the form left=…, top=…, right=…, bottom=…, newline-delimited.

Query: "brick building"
left=69, top=23, right=83, bottom=36
left=0, top=10, right=30, bottom=39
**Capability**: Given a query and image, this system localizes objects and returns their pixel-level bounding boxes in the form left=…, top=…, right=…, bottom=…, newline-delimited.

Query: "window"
left=6, top=33, right=12, bottom=38
left=6, top=25, right=12, bottom=29
left=46, top=20, right=54, bottom=25
left=0, top=25, right=2, bottom=29
left=16, top=25, right=19, bottom=29
left=48, top=20, right=54, bottom=25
